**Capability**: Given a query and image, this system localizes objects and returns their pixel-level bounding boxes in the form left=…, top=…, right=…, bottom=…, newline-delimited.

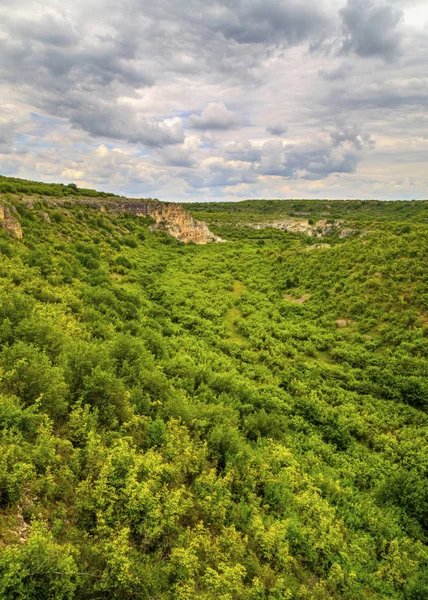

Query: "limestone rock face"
left=249, top=218, right=343, bottom=237
left=252, top=219, right=313, bottom=235
left=339, top=228, right=355, bottom=238
left=149, top=203, right=224, bottom=244
left=51, top=198, right=223, bottom=244
left=0, top=207, right=23, bottom=239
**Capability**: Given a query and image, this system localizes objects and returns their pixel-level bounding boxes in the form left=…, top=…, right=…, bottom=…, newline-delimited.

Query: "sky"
left=1, top=0, right=427, bottom=201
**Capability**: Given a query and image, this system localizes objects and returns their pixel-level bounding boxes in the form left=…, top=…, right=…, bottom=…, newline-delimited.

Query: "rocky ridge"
left=0, top=206, right=23, bottom=239
left=248, top=218, right=346, bottom=237
left=148, top=203, right=224, bottom=244
left=0, top=197, right=223, bottom=245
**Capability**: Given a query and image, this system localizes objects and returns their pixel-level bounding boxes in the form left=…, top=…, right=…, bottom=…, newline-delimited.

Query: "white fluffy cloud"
left=189, top=103, right=239, bottom=130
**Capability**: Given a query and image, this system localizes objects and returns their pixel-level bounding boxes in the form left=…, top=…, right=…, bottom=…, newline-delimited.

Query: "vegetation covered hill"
left=188, top=198, right=428, bottom=222
left=0, top=175, right=123, bottom=199
left=0, top=182, right=427, bottom=599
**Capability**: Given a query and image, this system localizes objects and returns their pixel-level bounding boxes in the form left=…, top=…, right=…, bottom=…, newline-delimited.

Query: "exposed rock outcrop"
left=102, top=200, right=223, bottom=244
left=0, top=206, right=23, bottom=239
left=339, top=228, right=355, bottom=238
left=336, top=319, right=354, bottom=328
left=13, top=196, right=223, bottom=245
left=248, top=218, right=342, bottom=237
left=284, top=293, right=312, bottom=303
left=148, top=203, right=224, bottom=244
left=306, top=243, right=331, bottom=250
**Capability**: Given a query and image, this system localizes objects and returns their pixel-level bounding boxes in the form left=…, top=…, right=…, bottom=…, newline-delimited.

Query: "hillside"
left=0, top=179, right=427, bottom=599
left=0, top=178, right=222, bottom=245
left=188, top=198, right=428, bottom=221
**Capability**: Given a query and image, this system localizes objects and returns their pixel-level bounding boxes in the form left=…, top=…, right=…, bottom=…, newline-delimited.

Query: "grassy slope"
left=0, top=186, right=427, bottom=599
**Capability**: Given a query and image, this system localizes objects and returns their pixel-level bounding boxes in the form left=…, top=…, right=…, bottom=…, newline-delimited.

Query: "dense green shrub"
left=0, top=190, right=427, bottom=599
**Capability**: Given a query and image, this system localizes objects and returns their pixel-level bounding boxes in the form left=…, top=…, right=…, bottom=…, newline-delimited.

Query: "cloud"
left=155, top=135, right=202, bottom=167
left=178, top=126, right=375, bottom=190
left=0, top=13, right=153, bottom=91
left=67, top=102, right=185, bottom=147
left=1, top=0, right=428, bottom=200
left=339, top=0, right=404, bottom=60
left=8, top=14, right=78, bottom=48
left=266, top=123, right=288, bottom=136
left=0, top=6, right=157, bottom=146
left=324, top=77, right=428, bottom=112
left=258, top=140, right=290, bottom=176
left=257, top=127, right=374, bottom=180
left=0, top=120, right=18, bottom=154
left=184, top=157, right=258, bottom=188
left=318, top=61, right=353, bottom=81
left=225, top=140, right=261, bottom=162
left=189, top=103, right=239, bottom=130
left=205, top=0, right=331, bottom=45
left=330, top=124, right=375, bottom=150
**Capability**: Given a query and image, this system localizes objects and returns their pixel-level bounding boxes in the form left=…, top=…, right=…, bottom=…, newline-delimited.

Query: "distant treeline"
left=187, top=198, right=428, bottom=222
left=0, top=175, right=119, bottom=198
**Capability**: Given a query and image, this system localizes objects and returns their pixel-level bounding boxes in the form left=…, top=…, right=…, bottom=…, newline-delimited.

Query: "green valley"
left=0, top=178, right=427, bottom=599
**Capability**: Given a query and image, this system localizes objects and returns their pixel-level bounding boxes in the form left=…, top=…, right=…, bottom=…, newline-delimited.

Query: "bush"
left=0, top=522, right=79, bottom=599
left=0, top=342, right=68, bottom=418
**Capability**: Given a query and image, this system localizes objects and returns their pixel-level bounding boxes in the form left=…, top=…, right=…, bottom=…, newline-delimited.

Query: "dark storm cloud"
left=339, top=0, right=404, bottom=60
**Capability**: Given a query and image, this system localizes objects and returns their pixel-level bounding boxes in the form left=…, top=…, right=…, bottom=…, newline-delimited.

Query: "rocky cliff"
left=249, top=218, right=342, bottom=237
left=94, top=199, right=224, bottom=244
left=0, top=206, right=23, bottom=239
left=0, top=197, right=223, bottom=245
left=148, top=203, right=224, bottom=244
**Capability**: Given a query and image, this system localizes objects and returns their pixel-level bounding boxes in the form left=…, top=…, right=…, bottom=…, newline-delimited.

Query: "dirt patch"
left=284, top=293, right=312, bottom=304
left=418, top=313, right=428, bottom=326
left=231, top=279, right=247, bottom=297
left=306, top=243, right=331, bottom=251
left=336, top=319, right=354, bottom=328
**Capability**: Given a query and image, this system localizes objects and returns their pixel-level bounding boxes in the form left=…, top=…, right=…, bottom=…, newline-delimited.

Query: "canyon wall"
left=0, top=197, right=223, bottom=245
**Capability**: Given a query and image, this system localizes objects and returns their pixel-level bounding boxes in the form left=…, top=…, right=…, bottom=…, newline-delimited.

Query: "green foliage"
left=1, top=190, right=428, bottom=599
left=0, top=175, right=118, bottom=198
left=0, top=522, right=79, bottom=599
left=0, top=342, right=68, bottom=418
left=188, top=197, right=428, bottom=222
